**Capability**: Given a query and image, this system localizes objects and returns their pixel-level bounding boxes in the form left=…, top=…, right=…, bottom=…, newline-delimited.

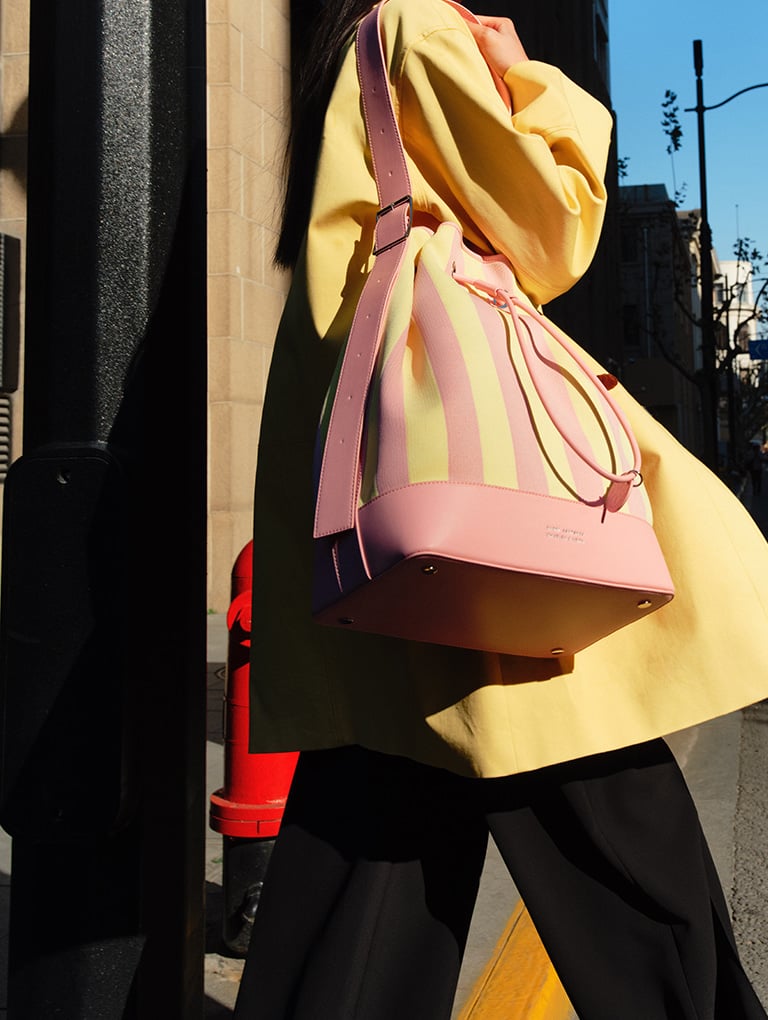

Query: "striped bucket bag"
left=311, top=1, right=674, bottom=658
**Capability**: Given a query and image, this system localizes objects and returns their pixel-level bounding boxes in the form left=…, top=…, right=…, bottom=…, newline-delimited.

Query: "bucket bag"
left=311, top=0, right=674, bottom=658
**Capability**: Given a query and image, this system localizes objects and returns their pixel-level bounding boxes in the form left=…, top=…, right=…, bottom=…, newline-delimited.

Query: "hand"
left=467, top=16, right=528, bottom=76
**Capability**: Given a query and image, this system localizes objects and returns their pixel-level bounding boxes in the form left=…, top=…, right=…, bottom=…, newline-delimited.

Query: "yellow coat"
left=248, top=0, right=768, bottom=777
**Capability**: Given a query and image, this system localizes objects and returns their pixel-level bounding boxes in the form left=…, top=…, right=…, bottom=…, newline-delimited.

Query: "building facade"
left=618, top=184, right=704, bottom=456
left=206, top=0, right=291, bottom=610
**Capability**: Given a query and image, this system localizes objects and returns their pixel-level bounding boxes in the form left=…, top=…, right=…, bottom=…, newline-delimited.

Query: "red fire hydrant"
left=209, top=541, right=299, bottom=955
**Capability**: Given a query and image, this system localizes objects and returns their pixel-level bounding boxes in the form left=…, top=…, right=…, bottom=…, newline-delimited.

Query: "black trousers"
left=233, top=740, right=767, bottom=1020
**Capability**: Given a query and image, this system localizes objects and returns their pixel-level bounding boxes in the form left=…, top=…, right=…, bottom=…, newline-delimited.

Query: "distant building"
left=717, top=259, right=759, bottom=352
left=617, top=184, right=703, bottom=456
left=716, top=258, right=766, bottom=455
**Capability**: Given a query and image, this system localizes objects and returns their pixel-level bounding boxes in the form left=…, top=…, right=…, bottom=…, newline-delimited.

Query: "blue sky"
left=609, top=0, right=768, bottom=263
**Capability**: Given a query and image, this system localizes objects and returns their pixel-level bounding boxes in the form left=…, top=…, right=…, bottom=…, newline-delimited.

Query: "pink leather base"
left=312, top=482, right=674, bottom=657
left=359, top=482, right=671, bottom=590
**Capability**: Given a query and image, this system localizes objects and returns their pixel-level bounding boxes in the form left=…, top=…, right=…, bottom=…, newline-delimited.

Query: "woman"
left=234, top=1, right=768, bottom=1017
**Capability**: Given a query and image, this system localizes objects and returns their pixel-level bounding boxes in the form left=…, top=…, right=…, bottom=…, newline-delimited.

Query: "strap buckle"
left=373, top=195, right=413, bottom=255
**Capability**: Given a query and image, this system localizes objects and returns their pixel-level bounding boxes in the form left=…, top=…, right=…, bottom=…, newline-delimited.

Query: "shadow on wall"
left=0, top=97, right=29, bottom=192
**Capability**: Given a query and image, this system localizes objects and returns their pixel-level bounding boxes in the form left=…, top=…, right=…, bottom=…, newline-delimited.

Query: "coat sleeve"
left=393, top=17, right=613, bottom=306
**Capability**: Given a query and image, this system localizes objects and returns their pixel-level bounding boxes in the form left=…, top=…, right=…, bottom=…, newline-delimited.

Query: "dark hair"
left=275, top=0, right=376, bottom=269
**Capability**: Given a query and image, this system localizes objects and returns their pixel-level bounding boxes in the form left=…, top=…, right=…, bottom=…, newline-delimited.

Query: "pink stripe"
left=472, top=295, right=550, bottom=494
left=448, top=245, right=581, bottom=498
left=412, top=265, right=484, bottom=484
left=514, top=302, right=641, bottom=481
left=518, top=315, right=620, bottom=504
left=374, top=323, right=411, bottom=494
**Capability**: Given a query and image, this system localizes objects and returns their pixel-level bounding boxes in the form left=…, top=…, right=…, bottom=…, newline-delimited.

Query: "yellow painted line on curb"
left=457, top=901, right=575, bottom=1020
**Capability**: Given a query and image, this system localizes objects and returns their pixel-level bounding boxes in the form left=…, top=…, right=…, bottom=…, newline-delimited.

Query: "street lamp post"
left=691, top=41, right=719, bottom=471
left=685, top=39, right=768, bottom=472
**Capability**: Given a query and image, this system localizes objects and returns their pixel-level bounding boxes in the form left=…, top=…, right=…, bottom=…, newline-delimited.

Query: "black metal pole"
left=693, top=39, right=720, bottom=472
left=0, top=0, right=207, bottom=1015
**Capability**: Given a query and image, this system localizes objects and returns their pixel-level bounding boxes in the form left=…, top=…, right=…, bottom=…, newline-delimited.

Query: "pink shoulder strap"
left=313, top=2, right=636, bottom=535
left=314, top=0, right=514, bottom=538
left=314, top=2, right=412, bottom=539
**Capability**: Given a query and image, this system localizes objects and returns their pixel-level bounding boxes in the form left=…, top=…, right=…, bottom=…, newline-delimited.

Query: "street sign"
left=749, top=339, right=768, bottom=360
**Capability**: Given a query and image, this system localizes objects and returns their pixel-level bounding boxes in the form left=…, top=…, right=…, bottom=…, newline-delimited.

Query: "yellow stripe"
left=456, top=902, right=575, bottom=1020
left=403, top=317, right=450, bottom=484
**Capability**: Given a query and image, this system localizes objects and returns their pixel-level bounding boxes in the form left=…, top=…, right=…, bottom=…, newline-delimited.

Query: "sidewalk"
left=204, top=614, right=245, bottom=1016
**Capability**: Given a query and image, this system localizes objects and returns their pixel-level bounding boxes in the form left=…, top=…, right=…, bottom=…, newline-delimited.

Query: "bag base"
left=313, top=482, right=674, bottom=658
left=314, top=552, right=671, bottom=657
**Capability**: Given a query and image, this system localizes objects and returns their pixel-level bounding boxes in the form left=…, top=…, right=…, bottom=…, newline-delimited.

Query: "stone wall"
left=0, top=0, right=29, bottom=494
left=206, top=0, right=291, bottom=611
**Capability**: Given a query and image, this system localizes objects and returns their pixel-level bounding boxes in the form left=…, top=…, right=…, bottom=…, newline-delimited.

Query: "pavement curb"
left=457, top=901, right=574, bottom=1020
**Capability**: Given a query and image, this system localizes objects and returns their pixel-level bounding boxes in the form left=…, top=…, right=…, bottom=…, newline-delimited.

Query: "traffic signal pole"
left=0, top=0, right=207, bottom=1015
